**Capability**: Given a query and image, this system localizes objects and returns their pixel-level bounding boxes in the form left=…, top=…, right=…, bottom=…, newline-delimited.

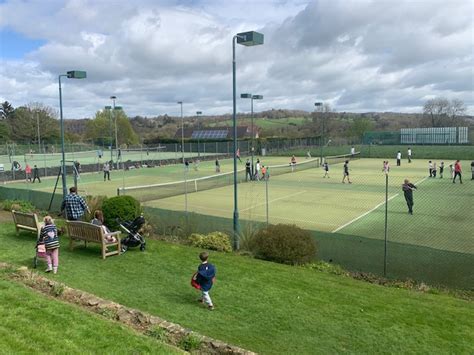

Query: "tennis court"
left=143, top=158, right=473, bottom=254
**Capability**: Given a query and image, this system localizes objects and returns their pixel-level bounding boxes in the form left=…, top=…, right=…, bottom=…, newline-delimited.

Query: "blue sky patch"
left=0, top=28, right=46, bottom=60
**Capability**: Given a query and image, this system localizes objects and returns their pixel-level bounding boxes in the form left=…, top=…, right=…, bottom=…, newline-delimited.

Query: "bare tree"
left=422, top=97, right=466, bottom=127
left=448, top=99, right=467, bottom=125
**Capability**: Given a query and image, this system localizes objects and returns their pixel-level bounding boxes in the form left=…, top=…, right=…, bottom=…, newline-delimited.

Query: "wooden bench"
left=66, top=221, right=121, bottom=259
left=11, top=210, right=41, bottom=239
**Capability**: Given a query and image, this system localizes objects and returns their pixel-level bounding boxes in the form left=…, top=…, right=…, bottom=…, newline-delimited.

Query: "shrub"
left=253, top=224, right=317, bottom=265
left=189, top=231, right=232, bottom=252
left=2, top=199, right=35, bottom=213
left=146, top=326, right=168, bottom=342
left=178, top=333, right=202, bottom=352
left=102, top=195, right=141, bottom=231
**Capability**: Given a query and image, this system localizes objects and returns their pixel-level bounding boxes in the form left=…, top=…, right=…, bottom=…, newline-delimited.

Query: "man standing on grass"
left=32, top=165, right=41, bottom=183
left=402, top=179, right=417, bottom=215
left=453, top=160, right=462, bottom=184
left=396, top=151, right=402, bottom=166
left=342, top=160, right=352, bottom=184
left=61, top=186, right=89, bottom=221
left=103, top=161, right=111, bottom=181
left=407, top=147, right=412, bottom=163
left=350, top=146, right=355, bottom=158
left=245, top=159, right=252, bottom=181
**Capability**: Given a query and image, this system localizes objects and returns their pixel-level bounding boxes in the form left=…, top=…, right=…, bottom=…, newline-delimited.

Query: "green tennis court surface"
left=6, top=156, right=297, bottom=197
left=143, top=158, right=473, bottom=255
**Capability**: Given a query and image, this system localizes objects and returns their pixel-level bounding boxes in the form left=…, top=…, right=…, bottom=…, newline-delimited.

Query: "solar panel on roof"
left=191, top=130, right=228, bottom=139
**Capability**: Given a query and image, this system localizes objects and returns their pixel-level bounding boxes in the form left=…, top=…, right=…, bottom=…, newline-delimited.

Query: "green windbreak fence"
left=142, top=206, right=473, bottom=290
left=0, top=186, right=63, bottom=211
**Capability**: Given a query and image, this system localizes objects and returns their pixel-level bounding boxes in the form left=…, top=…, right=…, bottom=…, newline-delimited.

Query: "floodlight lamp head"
left=314, top=102, right=323, bottom=107
left=241, top=93, right=252, bottom=99
left=110, top=95, right=117, bottom=100
left=236, top=31, right=264, bottom=46
left=252, top=95, right=263, bottom=100
left=177, top=101, right=183, bottom=105
left=66, top=70, right=87, bottom=79
left=196, top=111, right=202, bottom=115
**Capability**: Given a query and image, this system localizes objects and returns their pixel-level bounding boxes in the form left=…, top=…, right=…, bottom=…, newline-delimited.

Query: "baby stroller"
left=118, top=215, right=146, bottom=252
left=33, top=237, right=47, bottom=269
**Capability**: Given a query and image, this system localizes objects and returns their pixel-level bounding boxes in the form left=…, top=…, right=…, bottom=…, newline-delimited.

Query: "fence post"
left=383, top=173, right=388, bottom=276
left=265, top=175, right=269, bottom=226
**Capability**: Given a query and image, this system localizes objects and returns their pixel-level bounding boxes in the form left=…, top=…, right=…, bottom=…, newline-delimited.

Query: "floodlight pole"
left=178, top=101, right=184, bottom=163
left=58, top=74, right=68, bottom=200
left=315, top=102, right=323, bottom=162
left=232, top=31, right=264, bottom=250
left=36, top=109, right=41, bottom=153
left=58, top=70, right=86, bottom=200
left=111, top=96, right=119, bottom=169
left=241, top=93, right=262, bottom=178
left=196, top=111, right=202, bottom=157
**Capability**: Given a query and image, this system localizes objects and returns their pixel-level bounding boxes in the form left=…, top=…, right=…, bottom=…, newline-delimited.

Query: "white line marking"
left=331, top=176, right=429, bottom=233
left=240, top=190, right=307, bottom=212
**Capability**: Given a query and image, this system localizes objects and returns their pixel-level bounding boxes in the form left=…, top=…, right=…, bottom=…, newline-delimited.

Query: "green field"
left=210, top=116, right=309, bottom=128
left=0, top=224, right=472, bottom=354
left=0, top=276, right=179, bottom=353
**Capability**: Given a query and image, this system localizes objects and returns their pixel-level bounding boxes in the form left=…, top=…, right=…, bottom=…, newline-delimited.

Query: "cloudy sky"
left=0, top=0, right=473, bottom=119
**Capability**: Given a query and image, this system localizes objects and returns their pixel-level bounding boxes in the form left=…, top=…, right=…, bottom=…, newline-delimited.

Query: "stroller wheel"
left=121, top=245, right=128, bottom=253
left=140, top=244, right=146, bottom=252
left=33, top=256, right=37, bottom=269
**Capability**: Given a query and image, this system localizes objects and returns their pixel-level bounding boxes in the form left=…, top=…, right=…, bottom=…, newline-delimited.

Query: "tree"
left=348, top=117, right=375, bottom=143
left=6, top=104, right=59, bottom=143
left=448, top=99, right=467, bottom=125
left=422, top=98, right=468, bottom=127
left=86, top=109, right=139, bottom=146
left=0, top=101, right=14, bottom=120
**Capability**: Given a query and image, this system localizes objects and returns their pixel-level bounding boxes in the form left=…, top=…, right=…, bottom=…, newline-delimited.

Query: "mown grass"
left=0, top=275, right=180, bottom=354
left=0, top=223, right=473, bottom=354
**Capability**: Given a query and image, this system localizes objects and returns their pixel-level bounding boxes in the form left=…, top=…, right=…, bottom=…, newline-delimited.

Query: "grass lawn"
left=0, top=275, right=180, bottom=353
left=0, top=223, right=473, bottom=354
left=209, top=116, right=309, bottom=129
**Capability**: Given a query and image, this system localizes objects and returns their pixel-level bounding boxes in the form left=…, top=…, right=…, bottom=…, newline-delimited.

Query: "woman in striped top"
left=40, top=216, right=60, bottom=274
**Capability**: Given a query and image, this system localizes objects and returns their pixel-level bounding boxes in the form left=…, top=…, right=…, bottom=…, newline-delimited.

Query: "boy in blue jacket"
left=196, top=251, right=216, bottom=310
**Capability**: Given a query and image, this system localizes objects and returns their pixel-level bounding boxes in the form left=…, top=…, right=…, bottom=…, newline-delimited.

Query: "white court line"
left=331, top=176, right=429, bottom=233
left=240, top=190, right=307, bottom=212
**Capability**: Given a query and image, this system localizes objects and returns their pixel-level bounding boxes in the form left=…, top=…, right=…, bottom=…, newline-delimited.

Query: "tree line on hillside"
left=1, top=97, right=470, bottom=146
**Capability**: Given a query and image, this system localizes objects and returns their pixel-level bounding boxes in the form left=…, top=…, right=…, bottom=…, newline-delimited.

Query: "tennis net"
left=324, top=152, right=360, bottom=165
left=118, top=157, right=321, bottom=202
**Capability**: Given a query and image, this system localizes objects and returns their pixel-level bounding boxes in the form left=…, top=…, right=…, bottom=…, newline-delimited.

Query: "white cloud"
left=0, top=0, right=473, bottom=118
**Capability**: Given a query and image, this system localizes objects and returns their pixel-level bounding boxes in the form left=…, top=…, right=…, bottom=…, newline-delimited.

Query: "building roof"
left=174, top=126, right=252, bottom=139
